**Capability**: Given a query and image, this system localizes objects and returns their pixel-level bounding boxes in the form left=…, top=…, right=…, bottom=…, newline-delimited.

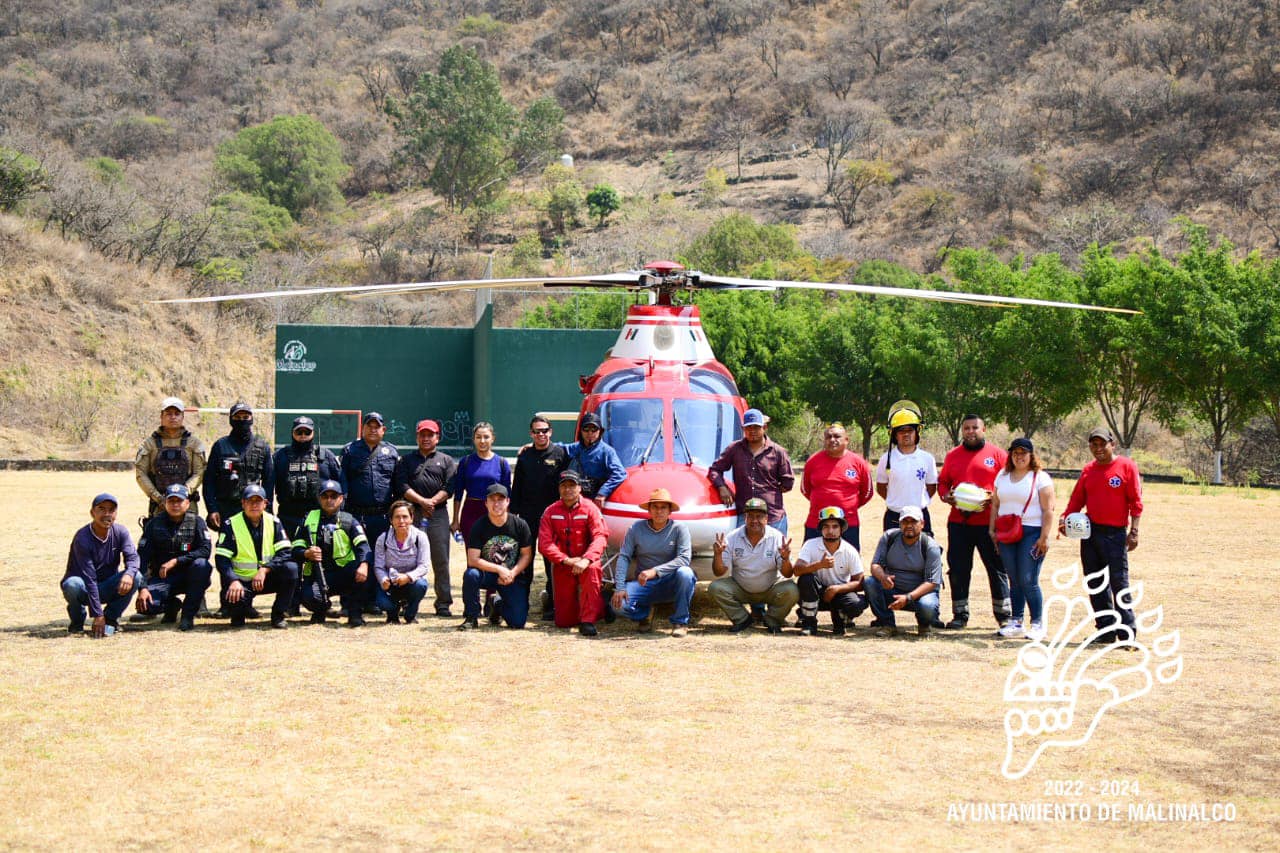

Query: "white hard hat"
left=952, top=482, right=989, bottom=512
left=1064, top=513, right=1091, bottom=540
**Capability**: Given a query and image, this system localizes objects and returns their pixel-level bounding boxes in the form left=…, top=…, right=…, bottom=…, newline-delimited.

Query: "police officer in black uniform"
left=293, top=480, right=373, bottom=627
left=202, top=401, right=274, bottom=532
left=135, top=396, right=207, bottom=519
left=135, top=484, right=214, bottom=631
left=272, top=416, right=342, bottom=539
left=340, top=411, right=399, bottom=609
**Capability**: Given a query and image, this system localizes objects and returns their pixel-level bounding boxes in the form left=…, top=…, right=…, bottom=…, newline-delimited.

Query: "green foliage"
left=517, top=291, right=633, bottom=329
left=700, top=166, right=727, bottom=206
left=387, top=46, right=519, bottom=210
left=194, top=257, right=247, bottom=285
left=512, top=97, right=565, bottom=176
left=541, top=163, right=584, bottom=235
left=87, top=156, right=125, bottom=184
left=457, top=13, right=508, bottom=41
left=208, top=191, right=294, bottom=256
left=682, top=214, right=802, bottom=275
left=508, top=233, right=544, bottom=276
left=586, top=183, right=621, bottom=227
left=214, top=114, right=348, bottom=220
left=0, top=146, right=47, bottom=211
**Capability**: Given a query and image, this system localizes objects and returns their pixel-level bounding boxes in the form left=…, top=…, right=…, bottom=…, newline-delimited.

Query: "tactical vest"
left=224, top=512, right=284, bottom=579
left=283, top=446, right=320, bottom=509
left=299, top=509, right=359, bottom=577
left=152, top=430, right=191, bottom=491
left=213, top=435, right=270, bottom=503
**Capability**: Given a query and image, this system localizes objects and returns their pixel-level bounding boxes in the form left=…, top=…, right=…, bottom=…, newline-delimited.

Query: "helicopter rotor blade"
left=695, top=274, right=1141, bottom=314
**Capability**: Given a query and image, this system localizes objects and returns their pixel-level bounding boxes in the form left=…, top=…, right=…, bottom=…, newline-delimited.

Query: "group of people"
left=61, top=397, right=1144, bottom=644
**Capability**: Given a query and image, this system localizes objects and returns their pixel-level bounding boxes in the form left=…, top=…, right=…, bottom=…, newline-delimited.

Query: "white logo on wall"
left=277, top=339, right=316, bottom=373
left=1001, top=562, right=1183, bottom=780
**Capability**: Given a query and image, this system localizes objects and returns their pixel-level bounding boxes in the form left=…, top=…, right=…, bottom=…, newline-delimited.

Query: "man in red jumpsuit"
left=538, top=470, right=609, bottom=637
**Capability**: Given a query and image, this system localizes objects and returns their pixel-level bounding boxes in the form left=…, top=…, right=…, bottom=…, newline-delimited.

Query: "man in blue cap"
left=293, top=479, right=372, bottom=627
left=708, top=407, right=794, bottom=534
left=135, top=484, right=213, bottom=631
left=213, top=484, right=298, bottom=628
left=62, top=493, right=141, bottom=637
left=340, top=411, right=399, bottom=612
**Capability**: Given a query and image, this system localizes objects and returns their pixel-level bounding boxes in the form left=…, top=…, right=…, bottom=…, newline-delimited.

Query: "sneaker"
left=230, top=615, right=246, bottom=627
left=178, top=616, right=195, bottom=632
left=488, top=595, right=502, bottom=626
left=435, top=608, right=452, bottom=618
left=1024, top=621, right=1047, bottom=642
left=579, top=622, right=598, bottom=638
left=386, top=611, right=401, bottom=624
left=161, top=598, right=181, bottom=624
left=67, top=623, right=84, bottom=634
left=917, top=622, right=932, bottom=638
left=270, top=615, right=288, bottom=629
left=930, top=616, right=946, bottom=629
left=249, top=607, right=262, bottom=619
left=831, top=613, right=846, bottom=636
left=997, top=620, right=1025, bottom=639
left=403, top=615, right=418, bottom=625
left=671, top=624, right=689, bottom=638
left=456, top=617, right=479, bottom=631
left=875, top=625, right=897, bottom=638
left=800, top=623, right=817, bottom=637
left=636, top=615, right=653, bottom=634
left=943, top=617, right=968, bottom=630
left=766, top=624, right=783, bottom=635
left=868, top=616, right=892, bottom=628
left=310, top=611, right=326, bottom=625
left=348, top=612, right=366, bottom=628
left=729, top=615, right=754, bottom=634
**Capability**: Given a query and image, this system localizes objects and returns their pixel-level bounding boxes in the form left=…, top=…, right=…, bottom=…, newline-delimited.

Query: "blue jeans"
left=462, top=567, right=531, bottom=628
left=998, top=525, right=1044, bottom=623
left=863, top=574, right=940, bottom=628
left=375, top=578, right=430, bottom=621
left=621, top=566, right=697, bottom=626
left=803, top=524, right=861, bottom=552
left=62, top=571, right=136, bottom=631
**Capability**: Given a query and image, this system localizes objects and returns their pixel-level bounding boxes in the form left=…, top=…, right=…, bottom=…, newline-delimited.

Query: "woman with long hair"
left=989, top=437, right=1055, bottom=642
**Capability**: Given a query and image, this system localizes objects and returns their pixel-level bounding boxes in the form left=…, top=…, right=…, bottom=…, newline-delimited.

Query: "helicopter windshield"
left=673, top=399, right=742, bottom=467
left=598, top=399, right=664, bottom=466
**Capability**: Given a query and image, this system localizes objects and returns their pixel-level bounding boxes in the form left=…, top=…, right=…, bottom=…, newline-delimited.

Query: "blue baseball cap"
left=241, top=484, right=267, bottom=501
left=743, top=408, right=766, bottom=427
left=319, top=479, right=344, bottom=495
left=91, top=492, right=119, bottom=508
left=363, top=412, right=384, bottom=425
left=163, top=484, right=190, bottom=500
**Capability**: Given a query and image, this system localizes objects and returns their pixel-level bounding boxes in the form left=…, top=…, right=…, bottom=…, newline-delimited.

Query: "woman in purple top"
left=451, top=422, right=512, bottom=540
left=375, top=501, right=432, bottom=623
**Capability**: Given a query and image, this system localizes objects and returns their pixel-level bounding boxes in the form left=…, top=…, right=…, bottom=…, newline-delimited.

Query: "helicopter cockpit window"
left=672, top=399, right=742, bottom=467
left=598, top=399, right=664, bottom=466
left=688, top=369, right=739, bottom=397
left=595, top=369, right=646, bottom=394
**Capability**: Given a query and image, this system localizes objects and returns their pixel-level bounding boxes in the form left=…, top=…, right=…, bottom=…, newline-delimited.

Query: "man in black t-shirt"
left=510, top=414, right=569, bottom=621
left=459, top=484, right=534, bottom=630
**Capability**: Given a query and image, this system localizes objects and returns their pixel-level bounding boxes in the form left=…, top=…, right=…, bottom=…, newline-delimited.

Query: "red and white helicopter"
left=160, top=261, right=1135, bottom=562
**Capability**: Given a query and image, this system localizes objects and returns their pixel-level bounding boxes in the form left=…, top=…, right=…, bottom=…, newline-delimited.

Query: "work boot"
left=943, top=616, right=968, bottom=630
left=800, top=617, right=819, bottom=637
left=178, top=615, right=195, bottom=632
left=579, top=622, right=598, bottom=638
left=348, top=609, right=366, bottom=628
left=830, top=612, right=846, bottom=637
left=161, top=596, right=181, bottom=624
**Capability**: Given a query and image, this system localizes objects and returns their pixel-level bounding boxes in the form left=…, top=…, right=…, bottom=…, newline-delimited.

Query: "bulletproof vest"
left=214, top=435, right=270, bottom=503
left=152, top=430, right=191, bottom=491
left=283, top=446, right=320, bottom=507
left=147, top=511, right=200, bottom=574
left=302, top=509, right=358, bottom=577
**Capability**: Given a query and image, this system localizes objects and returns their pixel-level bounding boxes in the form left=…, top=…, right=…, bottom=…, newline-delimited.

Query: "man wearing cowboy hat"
left=611, top=488, right=695, bottom=637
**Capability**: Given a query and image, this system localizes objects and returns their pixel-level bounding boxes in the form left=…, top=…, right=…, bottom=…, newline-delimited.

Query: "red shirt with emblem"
left=937, top=443, right=1008, bottom=526
left=801, top=450, right=874, bottom=529
left=1063, top=456, right=1143, bottom=527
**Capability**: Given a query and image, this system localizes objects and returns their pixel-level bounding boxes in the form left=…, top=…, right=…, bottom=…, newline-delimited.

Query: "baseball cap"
left=319, top=479, right=343, bottom=495
left=743, top=497, right=769, bottom=514
left=1010, top=437, right=1034, bottom=454
left=899, top=505, right=924, bottom=522
left=579, top=412, right=603, bottom=431
left=416, top=419, right=441, bottom=435
left=229, top=401, right=253, bottom=418
left=1087, top=426, right=1114, bottom=443
left=559, top=470, right=583, bottom=484
left=163, top=483, right=190, bottom=500
left=742, top=408, right=766, bottom=427
left=241, top=484, right=267, bottom=501
left=486, top=483, right=509, bottom=498
left=161, top=396, right=185, bottom=412
left=363, top=412, right=385, bottom=425
left=292, top=416, right=316, bottom=430
left=91, top=492, right=119, bottom=508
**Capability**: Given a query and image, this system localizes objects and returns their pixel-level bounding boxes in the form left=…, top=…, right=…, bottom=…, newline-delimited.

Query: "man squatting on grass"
left=61, top=492, right=141, bottom=637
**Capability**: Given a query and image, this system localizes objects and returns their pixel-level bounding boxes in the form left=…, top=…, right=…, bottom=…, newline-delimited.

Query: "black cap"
left=229, top=401, right=253, bottom=419
left=292, top=416, right=315, bottom=430
left=580, top=412, right=603, bottom=431
left=363, top=412, right=384, bottom=425
left=486, top=483, right=509, bottom=498
left=1010, top=437, right=1034, bottom=454
left=559, top=470, right=583, bottom=484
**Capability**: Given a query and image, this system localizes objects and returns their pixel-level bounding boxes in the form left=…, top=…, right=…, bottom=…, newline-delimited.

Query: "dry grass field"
left=1, top=471, right=1277, bottom=850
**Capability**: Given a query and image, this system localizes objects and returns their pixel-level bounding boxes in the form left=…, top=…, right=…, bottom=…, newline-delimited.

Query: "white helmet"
left=952, top=482, right=989, bottom=512
left=1064, top=513, right=1091, bottom=539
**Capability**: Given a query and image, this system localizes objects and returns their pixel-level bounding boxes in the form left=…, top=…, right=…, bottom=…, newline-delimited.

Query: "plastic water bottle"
left=452, top=531, right=464, bottom=544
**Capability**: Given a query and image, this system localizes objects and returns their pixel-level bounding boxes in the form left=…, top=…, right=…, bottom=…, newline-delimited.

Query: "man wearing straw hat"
left=611, top=488, right=695, bottom=637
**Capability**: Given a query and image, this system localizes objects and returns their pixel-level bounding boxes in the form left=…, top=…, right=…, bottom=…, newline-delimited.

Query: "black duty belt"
left=348, top=504, right=389, bottom=517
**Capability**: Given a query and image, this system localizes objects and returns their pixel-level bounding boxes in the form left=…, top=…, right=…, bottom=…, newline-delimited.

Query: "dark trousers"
left=803, top=525, right=861, bottom=552
left=883, top=507, right=933, bottom=535
left=1081, top=525, right=1135, bottom=635
left=222, top=562, right=300, bottom=621
left=300, top=563, right=369, bottom=615
left=946, top=522, right=1011, bottom=622
left=462, top=568, right=532, bottom=628
left=416, top=512, right=453, bottom=611
left=139, top=559, right=213, bottom=620
left=797, top=573, right=867, bottom=627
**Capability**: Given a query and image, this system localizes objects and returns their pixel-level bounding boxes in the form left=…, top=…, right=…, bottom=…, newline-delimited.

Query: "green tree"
left=214, top=114, right=348, bottom=220
left=387, top=46, right=518, bottom=210
left=207, top=191, right=295, bottom=256
left=512, top=97, right=566, bottom=177
left=518, top=291, right=634, bottom=328
left=682, top=213, right=802, bottom=275
left=586, top=183, right=621, bottom=227
left=0, top=146, right=47, bottom=211
left=541, top=163, right=584, bottom=235
left=829, top=158, right=894, bottom=228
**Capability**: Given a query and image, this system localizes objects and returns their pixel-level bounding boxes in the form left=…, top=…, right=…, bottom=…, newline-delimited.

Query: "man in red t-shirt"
left=801, top=423, right=874, bottom=552
left=936, top=414, right=1012, bottom=630
left=1060, top=426, right=1144, bottom=643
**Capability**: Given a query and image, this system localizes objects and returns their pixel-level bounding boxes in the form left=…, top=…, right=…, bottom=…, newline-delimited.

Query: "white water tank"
left=559, top=153, right=574, bottom=169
